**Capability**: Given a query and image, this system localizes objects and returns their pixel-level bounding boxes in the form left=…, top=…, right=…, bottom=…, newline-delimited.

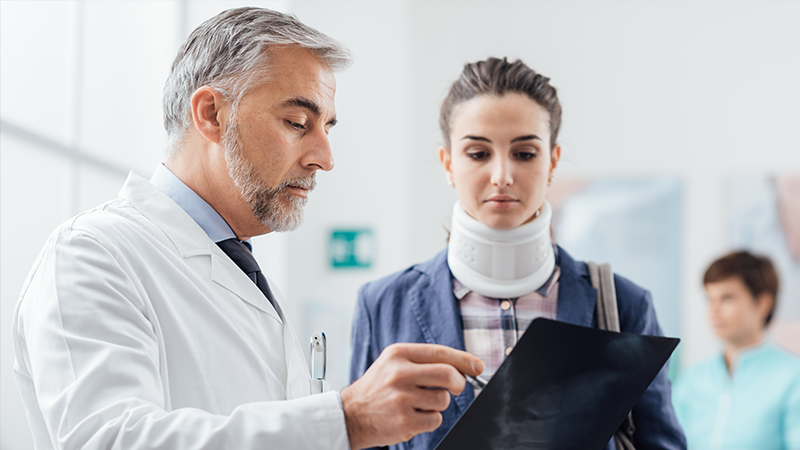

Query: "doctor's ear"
left=190, top=86, right=227, bottom=145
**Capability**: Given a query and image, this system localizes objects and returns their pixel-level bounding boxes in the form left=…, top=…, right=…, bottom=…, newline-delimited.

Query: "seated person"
left=672, top=251, right=800, bottom=449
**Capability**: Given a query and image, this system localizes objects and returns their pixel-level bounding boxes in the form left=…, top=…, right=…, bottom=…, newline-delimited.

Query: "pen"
left=309, top=332, right=327, bottom=394
left=465, top=374, right=488, bottom=390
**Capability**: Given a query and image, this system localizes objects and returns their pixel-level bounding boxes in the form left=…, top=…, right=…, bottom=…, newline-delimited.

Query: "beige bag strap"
left=587, top=261, right=620, bottom=332
left=588, top=261, right=636, bottom=450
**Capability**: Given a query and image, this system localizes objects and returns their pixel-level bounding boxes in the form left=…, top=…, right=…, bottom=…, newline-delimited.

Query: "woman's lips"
left=485, top=195, right=518, bottom=209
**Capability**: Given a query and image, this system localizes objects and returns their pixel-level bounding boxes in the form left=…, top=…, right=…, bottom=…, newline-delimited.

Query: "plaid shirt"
left=454, top=257, right=560, bottom=394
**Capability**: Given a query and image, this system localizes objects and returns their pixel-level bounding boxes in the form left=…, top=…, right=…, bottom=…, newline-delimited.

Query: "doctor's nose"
left=302, top=130, right=335, bottom=172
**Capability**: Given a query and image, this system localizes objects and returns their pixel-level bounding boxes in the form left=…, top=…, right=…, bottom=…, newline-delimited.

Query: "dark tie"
left=216, top=238, right=277, bottom=309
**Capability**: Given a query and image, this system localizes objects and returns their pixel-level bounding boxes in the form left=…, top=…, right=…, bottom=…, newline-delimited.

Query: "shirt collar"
left=149, top=164, right=239, bottom=244
left=730, top=339, right=770, bottom=364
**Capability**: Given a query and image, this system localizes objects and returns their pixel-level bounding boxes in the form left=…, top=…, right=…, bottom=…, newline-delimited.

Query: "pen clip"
left=309, top=332, right=327, bottom=381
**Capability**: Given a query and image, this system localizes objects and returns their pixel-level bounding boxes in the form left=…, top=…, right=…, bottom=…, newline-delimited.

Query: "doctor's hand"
left=340, top=343, right=484, bottom=450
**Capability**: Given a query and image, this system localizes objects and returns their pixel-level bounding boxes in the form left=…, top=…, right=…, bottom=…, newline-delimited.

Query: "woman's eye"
left=467, top=151, right=489, bottom=160
left=515, top=151, right=537, bottom=161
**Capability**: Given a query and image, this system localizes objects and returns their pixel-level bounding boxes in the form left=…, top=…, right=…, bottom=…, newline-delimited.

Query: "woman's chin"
left=481, top=216, right=523, bottom=230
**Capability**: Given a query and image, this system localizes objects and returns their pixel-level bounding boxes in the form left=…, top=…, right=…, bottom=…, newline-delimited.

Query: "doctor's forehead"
left=247, top=47, right=337, bottom=115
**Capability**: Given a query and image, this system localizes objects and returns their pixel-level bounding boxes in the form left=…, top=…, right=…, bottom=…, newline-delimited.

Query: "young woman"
left=350, top=58, right=685, bottom=450
left=672, top=251, right=800, bottom=449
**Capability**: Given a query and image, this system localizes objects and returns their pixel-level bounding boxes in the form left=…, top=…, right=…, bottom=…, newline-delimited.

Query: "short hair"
left=703, top=251, right=780, bottom=326
left=162, top=7, right=352, bottom=154
left=439, top=57, right=562, bottom=150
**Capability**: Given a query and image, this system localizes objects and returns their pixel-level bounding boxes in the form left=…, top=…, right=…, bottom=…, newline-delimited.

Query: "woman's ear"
left=550, top=144, right=561, bottom=172
left=190, top=86, right=226, bottom=145
left=548, top=144, right=561, bottom=185
left=439, top=146, right=454, bottom=186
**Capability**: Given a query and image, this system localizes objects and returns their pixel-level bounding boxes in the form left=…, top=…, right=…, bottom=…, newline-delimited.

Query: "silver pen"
left=465, top=374, right=488, bottom=390
left=309, top=332, right=327, bottom=394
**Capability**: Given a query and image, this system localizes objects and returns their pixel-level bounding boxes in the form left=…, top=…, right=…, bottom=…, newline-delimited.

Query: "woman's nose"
left=490, top=157, right=513, bottom=187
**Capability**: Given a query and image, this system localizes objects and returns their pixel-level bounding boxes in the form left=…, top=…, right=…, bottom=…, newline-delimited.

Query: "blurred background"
left=1, top=1, right=798, bottom=448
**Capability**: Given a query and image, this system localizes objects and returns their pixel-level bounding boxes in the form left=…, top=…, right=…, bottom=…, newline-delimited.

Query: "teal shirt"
left=672, top=343, right=800, bottom=450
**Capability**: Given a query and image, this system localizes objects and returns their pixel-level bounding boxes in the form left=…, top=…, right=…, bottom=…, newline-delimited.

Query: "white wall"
left=2, top=1, right=799, bottom=448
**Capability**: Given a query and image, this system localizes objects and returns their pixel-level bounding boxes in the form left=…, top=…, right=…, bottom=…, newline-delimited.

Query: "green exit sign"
left=329, top=229, right=374, bottom=269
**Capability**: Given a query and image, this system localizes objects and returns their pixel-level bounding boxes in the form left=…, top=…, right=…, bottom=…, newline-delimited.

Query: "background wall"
left=2, top=1, right=798, bottom=448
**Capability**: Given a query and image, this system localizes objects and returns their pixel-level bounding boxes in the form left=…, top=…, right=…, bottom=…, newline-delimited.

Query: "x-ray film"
left=435, top=318, right=679, bottom=450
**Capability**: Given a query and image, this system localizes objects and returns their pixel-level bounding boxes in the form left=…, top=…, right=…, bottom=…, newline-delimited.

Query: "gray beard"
left=222, top=118, right=315, bottom=232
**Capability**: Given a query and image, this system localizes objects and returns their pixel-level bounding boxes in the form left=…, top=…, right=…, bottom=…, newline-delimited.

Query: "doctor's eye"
left=286, top=120, right=306, bottom=130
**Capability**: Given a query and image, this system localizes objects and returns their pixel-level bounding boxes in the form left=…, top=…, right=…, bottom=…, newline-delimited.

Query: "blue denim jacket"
left=350, top=246, right=686, bottom=450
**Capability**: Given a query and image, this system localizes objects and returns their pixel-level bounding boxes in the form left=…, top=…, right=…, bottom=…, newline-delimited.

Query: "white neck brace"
left=447, top=200, right=555, bottom=298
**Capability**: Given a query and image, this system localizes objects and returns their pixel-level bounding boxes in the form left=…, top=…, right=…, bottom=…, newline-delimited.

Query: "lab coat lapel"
left=209, top=252, right=281, bottom=321
left=555, top=247, right=597, bottom=327
left=118, top=172, right=280, bottom=321
left=409, top=250, right=473, bottom=414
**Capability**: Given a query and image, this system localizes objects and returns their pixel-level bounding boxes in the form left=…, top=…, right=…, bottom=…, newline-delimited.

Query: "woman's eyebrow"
left=462, top=135, right=492, bottom=143
left=511, top=134, right=541, bottom=143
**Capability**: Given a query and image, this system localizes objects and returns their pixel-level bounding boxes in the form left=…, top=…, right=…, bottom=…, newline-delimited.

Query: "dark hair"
left=703, top=251, right=780, bottom=326
left=439, top=57, right=562, bottom=150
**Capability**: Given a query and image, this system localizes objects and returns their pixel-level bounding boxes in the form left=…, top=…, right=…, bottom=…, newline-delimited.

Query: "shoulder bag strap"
left=588, top=261, right=636, bottom=450
left=588, top=261, right=620, bottom=332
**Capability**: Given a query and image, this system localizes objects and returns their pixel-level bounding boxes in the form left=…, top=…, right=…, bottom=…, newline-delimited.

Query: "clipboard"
left=434, top=318, right=679, bottom=450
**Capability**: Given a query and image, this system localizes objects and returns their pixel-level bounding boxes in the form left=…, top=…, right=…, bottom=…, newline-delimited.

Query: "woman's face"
left=705, top=277, right=772, bottom=346
left=440, top=93, right=560, bottom=230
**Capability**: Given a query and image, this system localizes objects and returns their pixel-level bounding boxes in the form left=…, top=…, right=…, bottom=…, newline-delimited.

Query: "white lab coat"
left=12, top=173, right=349, bottom=450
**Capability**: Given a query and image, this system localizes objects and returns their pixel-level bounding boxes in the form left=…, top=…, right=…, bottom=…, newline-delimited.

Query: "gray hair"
left=163, top=7, right=352, bottom=154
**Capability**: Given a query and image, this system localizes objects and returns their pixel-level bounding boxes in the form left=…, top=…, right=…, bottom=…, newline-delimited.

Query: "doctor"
left=12, top=7, right=483, bottom=450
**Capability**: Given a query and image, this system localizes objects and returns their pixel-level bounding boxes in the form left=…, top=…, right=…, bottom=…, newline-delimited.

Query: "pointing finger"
left=386, top=343, right=484, bottom=377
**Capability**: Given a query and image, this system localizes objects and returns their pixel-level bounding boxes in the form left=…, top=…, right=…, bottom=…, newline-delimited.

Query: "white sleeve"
left=13, top=230, right=349, bottom=450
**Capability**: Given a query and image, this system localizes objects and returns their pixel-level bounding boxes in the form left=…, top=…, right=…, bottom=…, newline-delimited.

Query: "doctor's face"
left=222, top=46, right=337, bottom=232
left=440, top=93, right=560, bottom=230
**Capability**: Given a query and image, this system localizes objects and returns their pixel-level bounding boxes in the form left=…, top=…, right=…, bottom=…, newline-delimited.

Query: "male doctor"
left=12, top=7, right=484, bottom=450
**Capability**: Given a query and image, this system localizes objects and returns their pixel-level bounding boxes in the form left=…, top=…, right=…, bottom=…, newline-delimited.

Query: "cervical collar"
left=448, top=200, right=555, bottom=298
